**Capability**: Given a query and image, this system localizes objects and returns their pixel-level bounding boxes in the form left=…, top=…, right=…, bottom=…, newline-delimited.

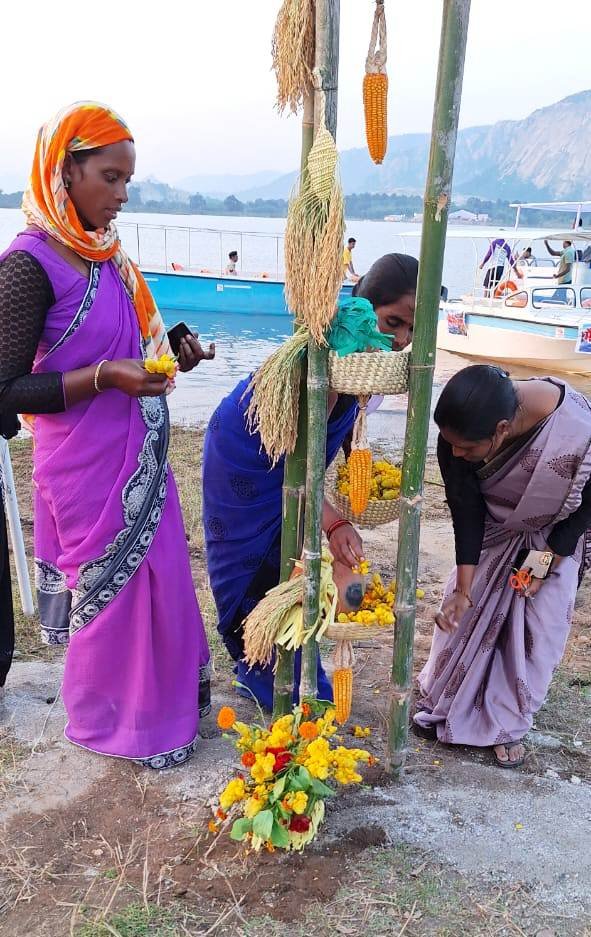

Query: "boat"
left=118, top=220, right=353, bottom=316
left=402, top=202, right=591, bottom=374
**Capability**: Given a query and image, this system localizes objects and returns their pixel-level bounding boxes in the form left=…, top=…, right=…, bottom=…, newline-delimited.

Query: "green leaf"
left=270, top=776, right=287, bottom=802
left=270, top=819, right=291, bottom=849
left=230, top=818, right=253, bottom=841
left=297, top=766, right=312, bottom=787
left=310, top=778, right=335, bottom=798
left=252, top=809, right=274, bottom=841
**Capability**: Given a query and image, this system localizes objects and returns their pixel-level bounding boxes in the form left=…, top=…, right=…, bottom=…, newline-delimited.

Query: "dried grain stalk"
left=272, top=0, right=315, bottom=114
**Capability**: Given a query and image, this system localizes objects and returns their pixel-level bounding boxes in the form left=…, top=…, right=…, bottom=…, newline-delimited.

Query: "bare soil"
left=1, top=429, right=590, bottom=937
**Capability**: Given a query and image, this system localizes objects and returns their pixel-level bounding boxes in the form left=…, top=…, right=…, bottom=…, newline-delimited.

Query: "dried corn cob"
left=333, top=640, right=355, bottom=724
left=363, top=72, right=388, bottom=165
left=363, top=0, right=388, bottom=165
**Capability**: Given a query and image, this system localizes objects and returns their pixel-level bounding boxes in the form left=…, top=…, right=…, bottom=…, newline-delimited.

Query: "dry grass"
left=271, top=0, right=315, bottom=114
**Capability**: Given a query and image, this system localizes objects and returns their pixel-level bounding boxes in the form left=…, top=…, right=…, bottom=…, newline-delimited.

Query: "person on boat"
left=0, top=102, right=213, bottom=767
left=479, top=237, right=521, bottom=296
left=225, top=250, right=239, bottom=275
left=415, top=365, right=591, bottom=768
left=544, top=238, right=575, bottom=284
left=202, top=252, right=418, bottom=709
left=517, top=246, right=533, bottom=266
left=343, top=237, right=359, bottom=282
left=0, top=412, right=20, bottom=688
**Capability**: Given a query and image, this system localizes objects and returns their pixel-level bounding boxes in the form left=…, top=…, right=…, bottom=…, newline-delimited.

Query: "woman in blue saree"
left=203, top=253, right=418, bottom=708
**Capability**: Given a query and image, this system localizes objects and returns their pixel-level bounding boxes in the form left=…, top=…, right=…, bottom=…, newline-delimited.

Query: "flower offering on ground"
left=211, top=700, right=374, bottom=852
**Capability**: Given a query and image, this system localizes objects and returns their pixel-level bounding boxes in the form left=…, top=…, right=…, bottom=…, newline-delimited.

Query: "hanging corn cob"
left=284, top=91, right=345, bottom=343
left=332, top=640, right=355, bottom=724
left=363, top=0, right=388, bottom=165
left=347, top=395, right=372, bottom=515
left=272, top=0, right=315, bottom=114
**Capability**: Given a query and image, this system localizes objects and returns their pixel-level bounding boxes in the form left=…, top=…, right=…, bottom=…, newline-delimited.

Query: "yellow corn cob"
left=363, top=72, right=388, bottom=164
left=348, top=449, right=372, bottom=515
left=333, top=667, right=353, bottom=724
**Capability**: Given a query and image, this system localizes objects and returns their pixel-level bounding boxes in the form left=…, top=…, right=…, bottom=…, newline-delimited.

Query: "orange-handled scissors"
left=509, top=568, right=532, bottom=592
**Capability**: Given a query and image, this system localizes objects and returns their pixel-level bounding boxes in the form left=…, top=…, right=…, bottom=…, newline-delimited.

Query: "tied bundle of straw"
left=272, top=0, right=315, bottom=114
left=243, top=551, right=338, bottom=669
left=284, top=99, right=345, bottom=344
left=243, top=328, right=308, bottom=466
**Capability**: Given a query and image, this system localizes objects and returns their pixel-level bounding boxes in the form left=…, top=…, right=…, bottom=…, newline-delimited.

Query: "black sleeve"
left=0, top=251, right=65, bottom=415
left=547, top=476, right=591, bottom=557
left=437, top=434, right=486, bottom=566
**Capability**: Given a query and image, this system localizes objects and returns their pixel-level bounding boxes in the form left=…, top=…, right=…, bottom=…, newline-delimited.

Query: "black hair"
left=434, top=365, right=518, bottom=441
left=229, top=250, right=238, bottom=260
left=347, top=237, right=356, bottom=245
left=352, top=252, right=418, bottom=307
left=70, top=147, right=104, bottom=165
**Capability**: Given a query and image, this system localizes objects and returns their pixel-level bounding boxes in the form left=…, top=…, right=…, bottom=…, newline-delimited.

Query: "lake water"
left=2, top=207, right=589, bottom=446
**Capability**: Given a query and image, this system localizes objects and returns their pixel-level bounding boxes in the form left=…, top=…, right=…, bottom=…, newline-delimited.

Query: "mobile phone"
left=167, top=321, right=193, bottom=357
left=513, top=549, right=553, bottom=580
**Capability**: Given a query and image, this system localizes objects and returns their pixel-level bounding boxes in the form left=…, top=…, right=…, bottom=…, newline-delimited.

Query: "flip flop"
left=493, top=741, right=526, bottom=769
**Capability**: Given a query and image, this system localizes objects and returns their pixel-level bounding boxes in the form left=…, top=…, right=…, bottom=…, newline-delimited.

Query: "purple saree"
left=4, top=232, right=210, bottom=768
left=415, top=380, right=591, bottom=747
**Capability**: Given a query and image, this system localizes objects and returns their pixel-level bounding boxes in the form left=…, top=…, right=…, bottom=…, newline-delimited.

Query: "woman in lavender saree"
left=0, top=103, right=212, bottom=767
left=415, top=366, right=591, bottom=768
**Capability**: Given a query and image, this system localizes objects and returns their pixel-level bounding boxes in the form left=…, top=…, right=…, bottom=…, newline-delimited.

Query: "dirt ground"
left=1, top=428, right=590, bottom=937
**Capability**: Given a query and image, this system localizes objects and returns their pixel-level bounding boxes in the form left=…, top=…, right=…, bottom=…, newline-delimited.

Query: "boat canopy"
left=399, top=226, right=591, bottom=243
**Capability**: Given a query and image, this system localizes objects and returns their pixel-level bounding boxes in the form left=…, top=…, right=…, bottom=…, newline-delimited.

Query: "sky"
left=1, top=0, right=590, bottom=190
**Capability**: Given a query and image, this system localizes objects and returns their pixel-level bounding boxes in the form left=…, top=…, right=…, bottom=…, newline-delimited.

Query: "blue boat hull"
left=141, top=268, right=354, bottom=316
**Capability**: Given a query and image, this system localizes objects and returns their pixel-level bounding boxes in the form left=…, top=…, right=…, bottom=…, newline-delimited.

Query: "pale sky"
left=2, top=0, right=590, bottom=189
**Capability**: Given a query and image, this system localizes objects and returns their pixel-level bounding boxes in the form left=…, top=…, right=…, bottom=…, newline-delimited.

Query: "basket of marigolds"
left=325, top=562, right=396, bottom=642
left=331, top=458, right=401, bottom=528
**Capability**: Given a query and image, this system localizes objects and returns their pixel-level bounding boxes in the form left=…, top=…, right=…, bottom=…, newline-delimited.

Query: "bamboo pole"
left=300, top=0, right=340, bottom=699
left=273, top=92, right=316, bottom=717
left=387, top=0, right=471, bottom=776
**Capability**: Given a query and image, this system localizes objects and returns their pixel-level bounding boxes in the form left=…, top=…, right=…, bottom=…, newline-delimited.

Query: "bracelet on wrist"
left=326, top=519, right=353, bottom=541
left=452, top=587, right=474, bottom=607
left=94, top=359, right=109, bottom=394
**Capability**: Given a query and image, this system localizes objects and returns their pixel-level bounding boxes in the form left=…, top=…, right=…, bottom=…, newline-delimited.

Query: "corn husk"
left=284, top=121, right=344, bottom=343
left=272, top=0, right=315, bottom=114
left=243, top=328, right=308, bottom=466
left=243, top=551, right=338, bottom=669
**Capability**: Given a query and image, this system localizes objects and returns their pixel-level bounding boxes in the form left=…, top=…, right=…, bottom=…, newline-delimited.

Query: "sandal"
left=493, top=740, right=526, bottom=769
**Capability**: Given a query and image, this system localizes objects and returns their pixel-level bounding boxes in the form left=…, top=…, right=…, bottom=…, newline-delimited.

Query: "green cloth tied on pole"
left=327, top=297, right=393, bottom=356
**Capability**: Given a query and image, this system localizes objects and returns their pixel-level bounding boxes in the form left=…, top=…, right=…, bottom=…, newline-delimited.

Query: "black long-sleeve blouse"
left=0, top=251, right=65, bottom=414
left=437, top=434, right=591, bottom=564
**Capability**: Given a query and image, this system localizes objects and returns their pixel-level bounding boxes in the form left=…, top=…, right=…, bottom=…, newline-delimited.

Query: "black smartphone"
left=167, top=321, right=193, bottom=357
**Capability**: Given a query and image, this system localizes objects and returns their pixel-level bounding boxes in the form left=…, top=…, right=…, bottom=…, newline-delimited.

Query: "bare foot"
left=494, top=742, right=526, bottom=766
left=198, top=713, right=220, bottom=739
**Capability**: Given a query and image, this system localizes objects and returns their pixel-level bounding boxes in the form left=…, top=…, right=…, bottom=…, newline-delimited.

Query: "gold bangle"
left=94, top=359, right=108, bottom=394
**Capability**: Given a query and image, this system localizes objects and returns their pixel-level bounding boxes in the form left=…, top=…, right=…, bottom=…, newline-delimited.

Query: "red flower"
left=289, top=815, right=311, bottom=833
left=265, top=746, right=292, bottom=773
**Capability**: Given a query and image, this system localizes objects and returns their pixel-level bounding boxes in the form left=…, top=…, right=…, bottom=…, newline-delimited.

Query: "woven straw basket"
left=324, top=621, right=392, bottom=641
left=330, top=490, right=400, bottom=528
left=328, top=349, right=410, bottom=395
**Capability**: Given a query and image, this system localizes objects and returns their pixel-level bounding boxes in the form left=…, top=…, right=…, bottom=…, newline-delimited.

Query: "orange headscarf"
left=22, top=101, right=169, bottom=355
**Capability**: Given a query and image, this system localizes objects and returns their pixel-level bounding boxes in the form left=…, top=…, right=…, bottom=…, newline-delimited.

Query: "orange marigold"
left=241, top=751, right=256, bottom=768
left=216, top=808, right=227, bottom=820
left=217, top=706, right=237, bottom=730
left=208, top=820, right=219, bottom=834
left=299, top=721, right=319, bottom=741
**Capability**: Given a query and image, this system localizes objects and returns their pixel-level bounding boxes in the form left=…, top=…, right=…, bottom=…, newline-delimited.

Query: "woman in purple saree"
left=415, top=366, right=591, bottom=767
left=0, top=103, right=212, bottom=767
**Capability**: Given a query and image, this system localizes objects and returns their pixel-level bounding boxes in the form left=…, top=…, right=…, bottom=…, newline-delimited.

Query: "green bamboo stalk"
left=300, top=0, right=340, bottom=699
left=387, top=0, right=471, bottom=776
left=273, top=92, right=315, bottom=717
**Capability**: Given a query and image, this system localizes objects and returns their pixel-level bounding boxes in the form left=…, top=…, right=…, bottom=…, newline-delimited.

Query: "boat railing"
left=117, top=220, right=285, bottom=280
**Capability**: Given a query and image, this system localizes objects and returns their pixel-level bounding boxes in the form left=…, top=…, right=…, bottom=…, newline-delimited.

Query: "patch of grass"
left=0, top=729, right=28, bottom=777
left=537, top=667, right=591, bottom=744
left=77, top=903, right=181, bottom=937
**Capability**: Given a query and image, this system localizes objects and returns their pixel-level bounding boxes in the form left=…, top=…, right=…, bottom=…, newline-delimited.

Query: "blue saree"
left=203, top=376, right=357, bottom=707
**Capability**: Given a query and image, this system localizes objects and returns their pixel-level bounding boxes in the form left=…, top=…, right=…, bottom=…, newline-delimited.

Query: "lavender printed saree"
left=415, top=381, right=591, bottom=747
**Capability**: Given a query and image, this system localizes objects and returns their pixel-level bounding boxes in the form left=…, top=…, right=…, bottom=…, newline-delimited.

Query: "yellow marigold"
left=299, top=721, right=319, bottom=741
left=217, top=706, right=237, bottom=730
left=301, top=737, right=331, bottom=780
left=353, top=725, right=372, bottom=739
left=283, top=790, right=308, bottom=814
left=144, top=353, right=177, bottom=379
left=219, top=777, right=247, bottom=810
left=244, top=796, right=264, bottom=819
left=251, top=752, right=275, bottom=784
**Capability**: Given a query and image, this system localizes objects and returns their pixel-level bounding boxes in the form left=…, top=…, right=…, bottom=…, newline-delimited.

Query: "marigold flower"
left=217, top=706, right=237, bottom=730
left=219, top=777, right=247, bottom=810
left=283, top=790, right=308, bottom=815
left=251, top=752, right=275, bottom=784
left=241, top=751, right=256, bottom=768
left=208, top=820, right=219, bottom=834
left=244, top=796, right=264, bottom=819
left=299, top=721, right=319, bottom=741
